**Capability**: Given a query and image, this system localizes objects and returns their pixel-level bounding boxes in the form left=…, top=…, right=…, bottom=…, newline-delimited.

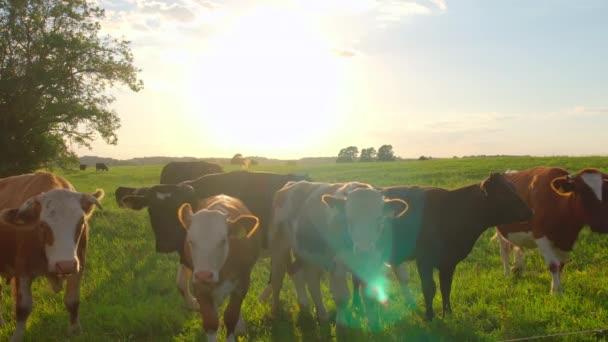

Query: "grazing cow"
left=79, top=164, right=87, bottom=171
left=496, top=167, right=608, bottom=293
left=95, top=163, right=109, bottom=171
left=356, top=173, right=532, bottom=321
left=160, top=161, right=223, bottom=185
left=268, top=181, right=408, bottom=327
left=0, top=172, right=104, bottom=341
left=120, top=171, right=311, bottom=310
left=177, top=195, right=261, bottom=342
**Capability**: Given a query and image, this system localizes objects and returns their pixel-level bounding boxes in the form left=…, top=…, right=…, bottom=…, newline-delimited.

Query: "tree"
left=360, top=147, right=376, bottom=162
left=230, top=153, right=244, bottom=165
left=377, top=144, right=395, bottom=161
left=0, top=1, right=143, bottom=177
left=336, top=146, right=358, bottom=163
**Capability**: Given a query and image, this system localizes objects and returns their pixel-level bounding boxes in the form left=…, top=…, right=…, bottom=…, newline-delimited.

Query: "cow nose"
left=55, top=260, right=78, bottom=275
left=194, top=271, right=214, bottom=283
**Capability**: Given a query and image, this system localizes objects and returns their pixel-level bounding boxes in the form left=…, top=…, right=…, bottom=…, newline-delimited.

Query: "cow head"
left=550, top=168, right=608, bottom=233
left=178, top=203, right=259, bottom=284
left=481, top=172, right=533, bottom=224
left=1, top=189, right=104, bottom=275
left=322, top=188, right=409, bottom=254
left=121, top=184, right=195, bottom=253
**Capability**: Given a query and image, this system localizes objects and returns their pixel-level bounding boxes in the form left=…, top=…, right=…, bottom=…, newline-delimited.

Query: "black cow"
left=95, top=163, right=109, bottom=171
left=353, top=173, right=532, bottom=321
left=160, top=161, right=223, bottom=184
left=79, top=164, right=87, bottom=171
left=120, top=170, right=311, bottom=310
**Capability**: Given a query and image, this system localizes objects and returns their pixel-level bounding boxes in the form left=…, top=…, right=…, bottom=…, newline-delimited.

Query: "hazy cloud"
left=331, top=47, right=359, bottom=58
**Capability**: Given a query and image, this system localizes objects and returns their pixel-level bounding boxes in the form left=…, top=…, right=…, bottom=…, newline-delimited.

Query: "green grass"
left=2, top=157, right=608, bottom=341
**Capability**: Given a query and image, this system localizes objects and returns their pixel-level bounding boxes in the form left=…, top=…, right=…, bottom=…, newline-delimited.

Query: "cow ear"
left=178, top=203, right=193, bottom=230
left=551, top=176, right=575, bottom=196
left=322, top=194, right=345, bottom=211
left=228, top=215, right=260, bottom=239
left=0, top=208, right=39, bottom=228
left=17, top=198, right=42, bottom=223
left=384, top=198, right=409, bottom=218
left=81, top=189, right=105, bottom=215
left=122, top=195, right=148, bottom=210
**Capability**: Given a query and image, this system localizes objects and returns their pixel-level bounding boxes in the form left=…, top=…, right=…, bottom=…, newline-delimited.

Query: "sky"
left=77, top=0, right=608, bottom=159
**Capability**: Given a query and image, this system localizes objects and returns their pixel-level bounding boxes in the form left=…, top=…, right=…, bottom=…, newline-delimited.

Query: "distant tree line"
left=336, top=144, right=396, bottom=163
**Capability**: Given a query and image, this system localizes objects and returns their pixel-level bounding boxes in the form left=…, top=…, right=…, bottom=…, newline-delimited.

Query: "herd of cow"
left=1, top=160, right=607, bottom=342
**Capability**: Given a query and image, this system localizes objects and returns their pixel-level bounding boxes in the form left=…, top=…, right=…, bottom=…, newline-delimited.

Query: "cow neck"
left=1, top=229, right=48, bottom=275
left=444, top=184, right=496, bottom=233
left=549, top=193, right=587, bottom=251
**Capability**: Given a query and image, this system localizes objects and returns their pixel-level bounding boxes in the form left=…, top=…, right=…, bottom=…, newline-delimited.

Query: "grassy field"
left=2, top=157, right=608, bottom=341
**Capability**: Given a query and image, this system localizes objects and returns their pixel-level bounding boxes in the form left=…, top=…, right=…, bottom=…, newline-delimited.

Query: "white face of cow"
left=13, top=189, right=104, bottom=274
left=178, top=204, right=259, bottom=284
left=322, top=188, right=409, bottom=253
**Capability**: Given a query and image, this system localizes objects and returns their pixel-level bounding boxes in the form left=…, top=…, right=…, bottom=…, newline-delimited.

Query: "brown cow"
left=177, top=195, right=261, bottom=342
left=496, top=167, right=608, bottom=293
left=0, top=172, right=104, bottom=342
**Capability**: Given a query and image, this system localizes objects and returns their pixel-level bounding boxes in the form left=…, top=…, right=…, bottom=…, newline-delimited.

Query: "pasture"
left=2, top=156, right=608, bottom=341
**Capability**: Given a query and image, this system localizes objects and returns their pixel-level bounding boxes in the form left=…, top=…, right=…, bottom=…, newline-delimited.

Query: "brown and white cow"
left=177, top=195, right=261, bottom=342
left=496, top=167, right=608, bottom=293
left=268, top=181, right=408, bottom=328
left=0, top=172, right=104, bottom=342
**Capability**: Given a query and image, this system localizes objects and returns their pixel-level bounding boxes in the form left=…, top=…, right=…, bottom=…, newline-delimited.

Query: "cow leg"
left=11, top=276, right=33, bottom=342
left=512, top=246, right=525, bottom=274
left=351, top=274, right=362, bottom=309
left=0, top=280, right=4, bottom=327
left=198, top=295, right=219, bottom=342
left=224, top=291, right=246, bottom=342
left=416, top=259, right=436, bottom=321
left=304, top=265, right=328, bottom=323
left=535, top=237, right=566, bottom=294
left=176, top=264, right=199, bottom=311
left=329, top=263, right=350, bottom=328
left=291, top=270, right=310, bottom=310
left=64, top=272, right=83, bottom=335
left=497, top=234, right=513, bottom=276
left=394, top=262, right=414, bottom=305
left=439, top=264, right=456, bottom=316
left=270, top=234, right=291, bottom=317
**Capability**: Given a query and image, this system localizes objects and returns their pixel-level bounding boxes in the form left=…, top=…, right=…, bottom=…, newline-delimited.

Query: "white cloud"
left=428, top=0, right=447, bottom=11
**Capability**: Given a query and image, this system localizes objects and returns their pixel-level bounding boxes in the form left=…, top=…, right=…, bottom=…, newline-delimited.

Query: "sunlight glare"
left=186, top=4, right=350, bottom=156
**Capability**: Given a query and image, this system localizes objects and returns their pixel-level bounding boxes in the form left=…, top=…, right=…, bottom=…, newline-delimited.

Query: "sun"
left=185, top=3, right=350, bottom=157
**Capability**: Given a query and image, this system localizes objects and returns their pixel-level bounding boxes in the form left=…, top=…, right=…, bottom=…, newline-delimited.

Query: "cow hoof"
left=67, top=321, right=82, bottom=336
left=10, top=331, right=24, bottom=342
left=235, top=316, right=246, bottom=336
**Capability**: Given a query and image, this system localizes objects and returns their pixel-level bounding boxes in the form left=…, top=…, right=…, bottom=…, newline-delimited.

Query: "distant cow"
left=0, top=172, right=104, bottom=341
left=95, top=163, right=109, bottom=171
left=160, top=161, right=223, bottom=184
left=354, top=173, right=532, bottom=321
left=496, top=167, right=608, bottom=293
left=120, top=171, right=311, bottom=311
left=79, top=164, right=87, bottom=171
left=178, top=195, right=261, bottom=341
left=268, top=181, right=409, bottom=327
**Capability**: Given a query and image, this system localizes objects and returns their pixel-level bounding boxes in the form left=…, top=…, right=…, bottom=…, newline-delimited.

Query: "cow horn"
left=85, top=194, right=103, bottom=210
left=567, top=174, right=576, bottom=180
